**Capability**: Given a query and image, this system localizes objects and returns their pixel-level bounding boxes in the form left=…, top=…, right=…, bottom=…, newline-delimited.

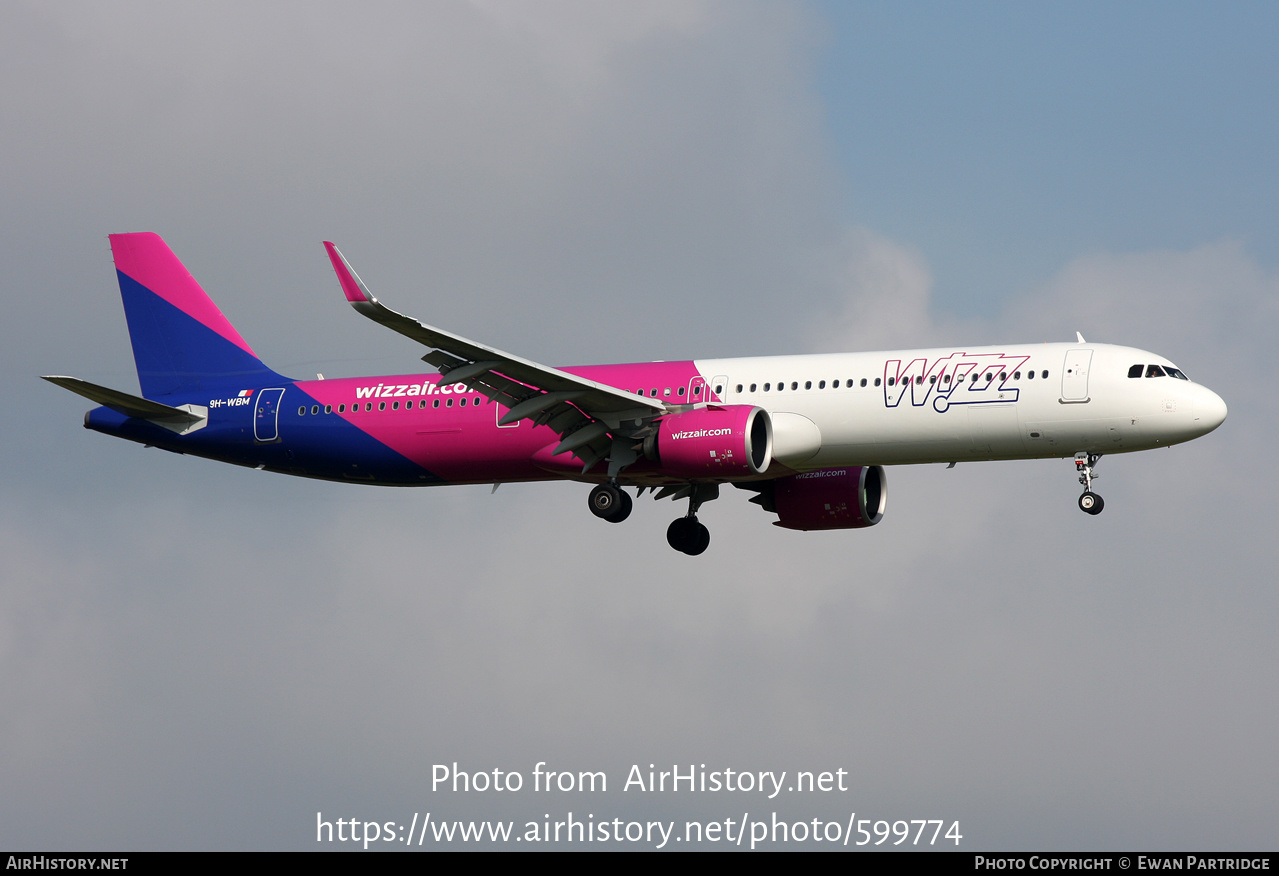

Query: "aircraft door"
left=1061, top=350, right=1093, bottom=402
left=689, top=376, right=708, bottom=403
left=709, top=374, right=729, bottom=403
left=254, top=388, right=286, bottom=442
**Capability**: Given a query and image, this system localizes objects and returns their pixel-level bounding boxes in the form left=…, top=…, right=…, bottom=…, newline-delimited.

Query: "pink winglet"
left=323, top=242, right=373, bottom=304
left=109, top=233, right=258, bottom=357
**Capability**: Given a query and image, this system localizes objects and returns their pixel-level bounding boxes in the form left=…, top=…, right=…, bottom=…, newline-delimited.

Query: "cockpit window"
left=1165, top=367, right=1189, bottom=380
left=1145, top=364, right=1166, bottom=378
left=1128, top=364, right=1144, bottom=378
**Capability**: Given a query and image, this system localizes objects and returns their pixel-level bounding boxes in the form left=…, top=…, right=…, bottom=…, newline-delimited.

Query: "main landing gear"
left=588, top=483, right=632, bottom=523
left=667, top=516, right=710, bottom=556
left=588, top=482, right=715, bottom=555
left=665, top=484, right=717, bottom=556
left=1075, top=452, right=1104, bottom=515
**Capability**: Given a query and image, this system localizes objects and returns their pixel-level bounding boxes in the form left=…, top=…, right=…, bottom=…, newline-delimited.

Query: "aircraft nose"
left=1194, top=386, right=1227, bottom=434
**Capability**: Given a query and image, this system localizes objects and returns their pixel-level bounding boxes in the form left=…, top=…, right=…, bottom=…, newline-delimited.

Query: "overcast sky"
left=2, top=1, right=1276, bottom=851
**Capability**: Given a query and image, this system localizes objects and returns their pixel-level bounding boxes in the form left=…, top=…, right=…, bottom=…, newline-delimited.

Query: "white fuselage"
left=695, top=342, right=1226, bottom=469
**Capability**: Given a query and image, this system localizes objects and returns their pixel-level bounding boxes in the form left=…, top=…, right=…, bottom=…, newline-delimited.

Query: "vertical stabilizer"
left=109, top=233, right=285, bottom=397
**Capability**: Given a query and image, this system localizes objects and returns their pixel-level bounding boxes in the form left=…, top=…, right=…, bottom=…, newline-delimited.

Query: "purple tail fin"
left=110, top=233, right=285, bottom=397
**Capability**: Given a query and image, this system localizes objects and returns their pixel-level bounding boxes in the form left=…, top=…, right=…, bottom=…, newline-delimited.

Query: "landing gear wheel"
left=667, top=517, right=710, bottom=555
left=687, top=520, right=710, bottom=555
left=589, top=484, right=632, bottom=522
left=1078, top=491, right=1104, bottom=515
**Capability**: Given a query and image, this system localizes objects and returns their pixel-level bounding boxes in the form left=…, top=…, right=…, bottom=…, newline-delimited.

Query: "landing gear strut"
left=1075, top=452, right=1104, bottom=515
left=589, top=483, right=632, bottom=523
left=666, top=485, right=716, bottom=555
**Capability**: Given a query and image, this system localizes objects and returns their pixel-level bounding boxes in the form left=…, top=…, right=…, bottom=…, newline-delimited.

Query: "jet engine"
left=746, top=466, right=887, bottom=530
left=647, top=405, right=772, bottom=478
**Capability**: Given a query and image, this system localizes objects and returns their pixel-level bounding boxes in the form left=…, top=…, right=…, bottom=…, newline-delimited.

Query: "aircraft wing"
left=324, top=243, right=666, bottom=471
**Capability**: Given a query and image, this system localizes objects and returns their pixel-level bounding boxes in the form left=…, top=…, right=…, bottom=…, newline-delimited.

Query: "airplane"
left=45, top=233, right=1228, bottom=555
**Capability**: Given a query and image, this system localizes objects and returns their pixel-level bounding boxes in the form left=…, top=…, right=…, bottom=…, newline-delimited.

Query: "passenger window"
left=378, top=402, right=386, bottom=411
left=460, top=398, right=466, bottom=407
left=392, top=401, right=399, bottom=410
left=778, top=382, right=785, bottom=392
left=735, top=385, right=742, bottom=394
left=887, top=378, right=895, bottom=387
left=298, top=406, right=305, bottom=416
left=791, top=381, right=798, bottom=390
left=1128, top=364, right=1144, bottom=378
left=325, top=405, right=332, bottom=414
left=859, top=379, right=866, bottom=387
left=819, top=380, right=826, bottom=389
left=750, top=383, right=757, bottom=392
left=874, top=378, right=881, bottom=387
left=714, top=384, right=723, bottom=394
left=1027, top=370, right=1034, bottom=380
left=1041, top=370, right=1048, bottom=379
left=433, top=400, right=440, bottom=409
left=446, top=399, right=453, bottom=407
left=678, top=387, right=685, bottom=397
left=1013, top=371, right=1020, bottom=380
left=339, top=404, right=345, bottom=413
left=916, top=376, right=923, bottom=385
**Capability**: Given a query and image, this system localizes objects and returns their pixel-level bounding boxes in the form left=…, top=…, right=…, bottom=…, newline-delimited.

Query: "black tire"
left=685, top=521, right=710, bottom=556
left=1078, top=492, right=1104, bottom=515
left=667, top=517, right=695, bottom=552
left=590, top=484, right=623, bottom=520
left=607, top=488, right=633, bottom=523
left=667, top=517, right=710, bottom=555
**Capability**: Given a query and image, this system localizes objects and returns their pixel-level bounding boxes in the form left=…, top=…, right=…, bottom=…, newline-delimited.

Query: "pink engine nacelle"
left=652, top=405, right=772, bottom=478
left=772, top=466, right=887, bottom=530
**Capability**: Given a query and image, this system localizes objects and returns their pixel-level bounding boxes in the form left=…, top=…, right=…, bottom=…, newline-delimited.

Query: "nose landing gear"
left=1075, top=452, right=1104, bottom=515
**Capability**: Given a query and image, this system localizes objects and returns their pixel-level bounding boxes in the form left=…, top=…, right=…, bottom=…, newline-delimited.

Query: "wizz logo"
left=884, top=352, right=1031, bottom=412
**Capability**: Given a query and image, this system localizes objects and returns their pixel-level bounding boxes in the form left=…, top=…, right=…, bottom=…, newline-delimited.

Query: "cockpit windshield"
left=1129, top=363, right=1190, bottom=380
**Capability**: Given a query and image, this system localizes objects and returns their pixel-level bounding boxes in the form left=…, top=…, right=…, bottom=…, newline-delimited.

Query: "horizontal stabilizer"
left=42, top=376, right=208, bottom=435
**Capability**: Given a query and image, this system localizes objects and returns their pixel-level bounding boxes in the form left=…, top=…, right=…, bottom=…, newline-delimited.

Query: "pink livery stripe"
left=108, top=233, right=259, bottom=357
left=323, top=242, right=372, bottom=304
